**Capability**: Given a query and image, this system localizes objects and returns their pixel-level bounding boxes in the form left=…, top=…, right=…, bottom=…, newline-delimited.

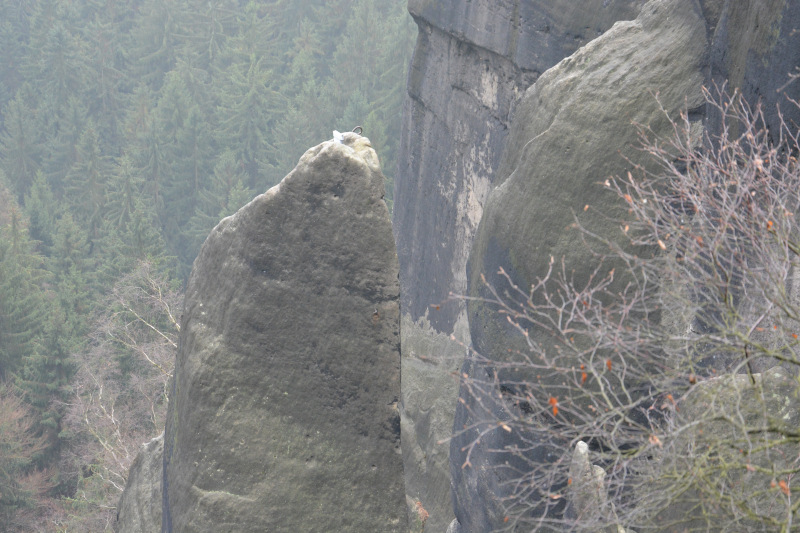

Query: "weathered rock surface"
left=460, top=0, right=707, bottom=530
left=706, top=0, right=800, bottom=138
left=160, top=132, right=404, bottom=532
left=393, top=2, right=643, bottom=529
left=115, top=433, right=163, bottom=533
left=648, top=366, right=800, bottom=532
left=568, top=368, right=800, bottom=532
left=448, top=0, right=800, bottom=529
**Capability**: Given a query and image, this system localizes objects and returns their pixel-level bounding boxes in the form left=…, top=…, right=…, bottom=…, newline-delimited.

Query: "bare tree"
left=56, top=260, right=179, bottom=531
left=0, top=383, right=52, bottom=532
left=457, top=86, right=800, bottom=532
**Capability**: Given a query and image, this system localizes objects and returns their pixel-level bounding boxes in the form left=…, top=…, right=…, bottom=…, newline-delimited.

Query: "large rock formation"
left=116, top=434, right=163, bottom=533
left=457, top=2, right=706, bottom=530
left=393, top=2, right=644, bottom=529
left=467, top=0, right=706, bottom=390
left=454, top=0, right=800, bottom=530
left=157, top=132, right=404, bottom=532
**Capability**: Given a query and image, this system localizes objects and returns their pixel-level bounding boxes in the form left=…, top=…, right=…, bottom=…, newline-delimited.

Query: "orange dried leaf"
left=779, top=480, right=790, bottom=496
left=581, top=372, right=587, bottom=385
left=606, top=359, right=612, bottom=371
left=415, top=501, right=430, bottom=522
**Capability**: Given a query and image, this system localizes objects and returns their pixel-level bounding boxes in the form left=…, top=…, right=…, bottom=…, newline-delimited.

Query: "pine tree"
left=0, top=207, right=49, bottom=382
left=33, top=20, right=88, bottom=125
left=129, top=0, right=185, bottom=90
left=215, top=54, right=280, bottom=190
left=180, top=0, right=239, bottom=70
left=81, top=12, right=130, bottom=151
left=186, top=150, right=251, bottom=255
left=0, top=94, right=41, bottom=200
left=17, top=304, right=78, bottom=459
left=41, top=95, right=87, bottom=192
left=154, top=72, right=214, bottom=263
left=105, top=154, right=144, bottom=232
left=63, top=123, right=110, bottom=240
left=23, top=172, right=60, bottom=253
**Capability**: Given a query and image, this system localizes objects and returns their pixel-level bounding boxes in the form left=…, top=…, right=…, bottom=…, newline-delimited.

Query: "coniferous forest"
left=0, top=1, right=415, bottom=529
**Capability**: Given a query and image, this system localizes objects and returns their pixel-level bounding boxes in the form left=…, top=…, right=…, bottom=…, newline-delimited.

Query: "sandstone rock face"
left=460, top=0, right=707, bottom=530
left=565, top=368, right=800, bottom=532
left=706, top=0, right=800, bottom=137
left=115, top=433, right=163, bottom=533
left=649, top=367, right=800, bottom=532
left=160, top=133, right=404, bottom=532
left=393, top=2, right=643, bottom=529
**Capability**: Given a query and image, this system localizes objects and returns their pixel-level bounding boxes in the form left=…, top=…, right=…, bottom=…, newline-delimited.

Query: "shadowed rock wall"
left=393, top=2, right=644, bottom=529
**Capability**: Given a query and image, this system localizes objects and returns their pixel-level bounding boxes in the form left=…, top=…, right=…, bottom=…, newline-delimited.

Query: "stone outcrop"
left=564, top=368, right=800, bottom=532
left=648, top=367, right=800, bottom=532
left=393, top=2, right=643, bottom=529
left=115, top=433, right=163, bottom=533
left=158, top=132, right=404, bottom=532
left=450, top=0, right=800, bottom=530
left=460, top=0, right=707, bottom=529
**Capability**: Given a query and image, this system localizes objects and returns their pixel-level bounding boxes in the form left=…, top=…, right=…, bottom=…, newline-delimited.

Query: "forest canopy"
left=0, top=0, right=414, bottom=529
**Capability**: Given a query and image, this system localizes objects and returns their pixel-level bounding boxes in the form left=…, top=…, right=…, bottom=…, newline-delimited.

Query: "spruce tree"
left=0, top=94, right=41, bottom=200
left=23, top=172, right=60, bottom=253
left=63, top=123, right=110, bottom=240
left=0, top=207, right=48, bottom=381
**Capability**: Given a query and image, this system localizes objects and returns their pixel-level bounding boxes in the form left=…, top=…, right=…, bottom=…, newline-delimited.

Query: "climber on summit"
left=333, top=126, right=363, bottom=144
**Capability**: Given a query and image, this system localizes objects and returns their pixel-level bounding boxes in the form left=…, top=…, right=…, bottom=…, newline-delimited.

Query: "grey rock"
left=400, top=314, right=465, bottom=531
left=394, top=2, right=643, bottom=529
left=115, top=433, right=164, bottom=533
left=706, top=0, right=800, bottom=139
left=460, top=0, right=707, bottom=529
left=643, top=367, right=800, bottom=531
left=567, top=442, right=633, bottom=533
left=568, top=441, right=608, bottom=525
left=445, top=518, right=461, bottom=533
left=161, top=132, right=404, bottom=532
